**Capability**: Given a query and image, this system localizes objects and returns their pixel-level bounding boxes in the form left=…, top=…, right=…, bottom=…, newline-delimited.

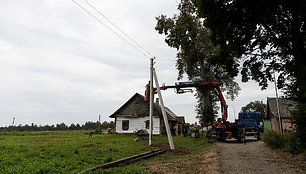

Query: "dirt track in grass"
left=146, top=138, right=306, bottom=174
left=212, top=138, right=305, bottom=174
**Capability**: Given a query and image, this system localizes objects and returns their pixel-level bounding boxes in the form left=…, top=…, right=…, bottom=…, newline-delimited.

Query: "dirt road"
left=213, top=138, right=304, bottom=174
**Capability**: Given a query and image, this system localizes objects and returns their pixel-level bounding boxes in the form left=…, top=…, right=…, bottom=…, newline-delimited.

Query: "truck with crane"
left=144, top=81, right=264, bottom=142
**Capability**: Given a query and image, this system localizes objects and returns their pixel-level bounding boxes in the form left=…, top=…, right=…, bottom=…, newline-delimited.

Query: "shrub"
left=262, top=130, right=302, bottom=154
left=262, top=131, right=285, bottom=149
left=283, top=130, right=301, bottom=154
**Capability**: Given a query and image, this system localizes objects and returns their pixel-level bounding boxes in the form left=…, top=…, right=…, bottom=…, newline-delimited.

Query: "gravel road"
left=213, top=138, right=303, bottom=174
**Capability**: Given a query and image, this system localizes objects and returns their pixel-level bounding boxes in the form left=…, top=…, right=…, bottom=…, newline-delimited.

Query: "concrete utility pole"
left=153, top=68, right=175, bottom=150
left=149, top=58, right=154, bottom=146
left=273, top=70, right=283, bottom=136
left=98, top=114, right=101, bottom=129
left=11, top=117, right=15, bottom=132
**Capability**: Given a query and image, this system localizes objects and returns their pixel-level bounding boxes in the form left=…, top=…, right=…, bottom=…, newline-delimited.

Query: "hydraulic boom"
left=144, top=81, right=228, bottom=122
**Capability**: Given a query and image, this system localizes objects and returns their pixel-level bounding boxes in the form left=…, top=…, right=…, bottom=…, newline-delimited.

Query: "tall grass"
left=262, top=130, right=301, bottom=154
left=0, top=131, right=211, bottom=173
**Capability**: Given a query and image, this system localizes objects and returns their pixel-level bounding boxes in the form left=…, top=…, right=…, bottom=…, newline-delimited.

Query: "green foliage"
left=196, top=0, right=306, bottom=148
left=291, top=103, right=306, bottom=147
left=262, top=130, right=302, bottom=154
left=196, top=0, right=305, bottom=90
left=262, top=131, right=285, bottom=149
left=155, top=0, right=240, bottom=124
left=241, top=100, right=267, bottom=119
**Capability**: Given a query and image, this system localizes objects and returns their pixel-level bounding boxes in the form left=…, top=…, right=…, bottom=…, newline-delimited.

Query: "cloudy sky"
left=0, top=0, right=279, bottom=127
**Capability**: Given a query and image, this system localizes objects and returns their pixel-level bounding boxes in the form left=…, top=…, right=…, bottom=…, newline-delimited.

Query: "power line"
left=83, top=0, right=153, bottom=58
left=72, top=0, right=152, bottom=58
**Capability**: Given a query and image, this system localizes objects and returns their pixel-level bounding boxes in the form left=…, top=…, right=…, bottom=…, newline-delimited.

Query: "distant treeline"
left=0, top=121, right=114, bottom=132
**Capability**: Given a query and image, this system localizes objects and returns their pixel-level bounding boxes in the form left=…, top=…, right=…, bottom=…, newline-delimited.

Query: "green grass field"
left=0, top=131, right=211, bottom=174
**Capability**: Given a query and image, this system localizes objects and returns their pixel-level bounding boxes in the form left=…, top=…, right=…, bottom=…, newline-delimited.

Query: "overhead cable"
left=83, top=0, right=153, bottom=58
left=72, top=0, right=152, bottom=58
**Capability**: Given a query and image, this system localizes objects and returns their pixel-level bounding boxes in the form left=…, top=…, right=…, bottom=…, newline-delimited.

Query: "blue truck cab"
left=235, top=112, right=264, bottom=136
left=210, top=112, right=264, bottom=142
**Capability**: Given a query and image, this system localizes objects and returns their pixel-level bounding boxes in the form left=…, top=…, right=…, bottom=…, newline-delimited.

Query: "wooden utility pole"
left=274, top=71, right=283, bottom=136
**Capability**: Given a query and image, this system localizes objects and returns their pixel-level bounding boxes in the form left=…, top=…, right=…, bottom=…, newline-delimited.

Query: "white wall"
left=116, top=116, right=160, bottom=134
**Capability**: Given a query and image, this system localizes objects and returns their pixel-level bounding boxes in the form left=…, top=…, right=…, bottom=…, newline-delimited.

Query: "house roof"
left=109, top=93, right=177, bottom=121
left=267, top=97, right=297, bottom=118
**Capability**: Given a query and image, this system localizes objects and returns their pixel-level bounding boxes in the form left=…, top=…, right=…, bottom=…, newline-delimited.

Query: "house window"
left=145, top=120, right=149, bottom=129
left=122, top=120, right=129, bottom=130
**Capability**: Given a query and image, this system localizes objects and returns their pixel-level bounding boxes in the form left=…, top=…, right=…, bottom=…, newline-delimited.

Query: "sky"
left=0, top=0, right=279, bottom=127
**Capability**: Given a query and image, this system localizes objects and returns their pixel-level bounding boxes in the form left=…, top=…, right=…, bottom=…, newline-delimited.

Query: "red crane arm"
left=144, top=81, right=228, bottom=122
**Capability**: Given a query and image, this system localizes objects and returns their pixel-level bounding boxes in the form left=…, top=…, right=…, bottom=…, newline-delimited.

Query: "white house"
left=109, top=93, right=181, bottom=135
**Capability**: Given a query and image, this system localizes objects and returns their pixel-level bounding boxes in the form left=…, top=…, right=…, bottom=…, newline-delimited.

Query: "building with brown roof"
left=109, top=93, right=184, bottom=135
left=267, top=97, right=297, bottom=132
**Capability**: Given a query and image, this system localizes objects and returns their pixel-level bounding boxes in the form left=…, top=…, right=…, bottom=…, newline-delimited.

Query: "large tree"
left=241, top=100, right=267, bottom=119
left=196, top=0, right=306, bottom=145
left=155, top=0, right=240, bottom=124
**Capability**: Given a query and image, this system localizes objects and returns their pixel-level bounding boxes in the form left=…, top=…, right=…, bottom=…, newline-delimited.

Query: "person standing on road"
left=193, top=122, right=200, bottom=138
left=183, top=124, right=188, bottom=137
left=206, top=122, right=213, bottom=143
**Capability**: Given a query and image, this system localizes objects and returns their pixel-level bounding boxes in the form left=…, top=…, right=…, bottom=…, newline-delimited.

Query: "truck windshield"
left=248, top=113, right=255, bottom=119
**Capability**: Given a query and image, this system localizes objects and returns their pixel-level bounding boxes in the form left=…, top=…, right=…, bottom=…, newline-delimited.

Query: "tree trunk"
left=198, top=56, right=215, bottom=123
left=291, top=10, right=306, bottom=146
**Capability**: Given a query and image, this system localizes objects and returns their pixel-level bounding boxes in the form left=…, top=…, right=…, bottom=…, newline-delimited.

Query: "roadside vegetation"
left=262, top=130, right=304, bottom=154
left=0, top=130, right=211, bottom=174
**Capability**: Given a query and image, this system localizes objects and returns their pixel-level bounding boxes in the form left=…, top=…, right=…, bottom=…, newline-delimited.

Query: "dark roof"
left=267, top=97, right=297, bottom=118
left=176, top=116, right=185, bottom=124
left=109, top=93, right=177, bottom=121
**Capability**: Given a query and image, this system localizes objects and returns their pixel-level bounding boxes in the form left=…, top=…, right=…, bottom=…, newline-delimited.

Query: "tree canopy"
left=241, top=100, right=267, bottom=119
left=196, top=0, right=306, bottom=145
left=155, top=0, right=240, bottom=124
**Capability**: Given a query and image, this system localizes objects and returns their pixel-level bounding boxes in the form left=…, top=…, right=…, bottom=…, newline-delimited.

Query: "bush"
left=262, top=130, right=302, bottom=154
left=262, top=131, right=284, bottom=149
left=283, top=131, right=300, bottom=154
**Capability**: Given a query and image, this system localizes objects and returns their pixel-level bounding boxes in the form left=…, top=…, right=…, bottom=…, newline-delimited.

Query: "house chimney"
left=156, top=98, right=159, bottom=105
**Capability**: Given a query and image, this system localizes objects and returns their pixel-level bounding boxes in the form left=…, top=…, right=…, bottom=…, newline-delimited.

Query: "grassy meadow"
left=0, top=131, right=211, bottom=174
